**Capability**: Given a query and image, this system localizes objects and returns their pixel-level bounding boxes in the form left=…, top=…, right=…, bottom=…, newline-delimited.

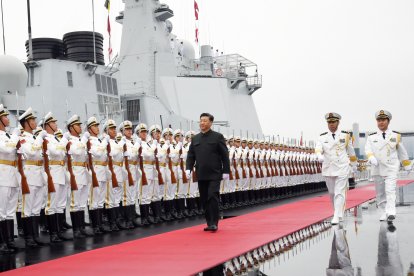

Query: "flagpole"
left=1, top=0, right=6, bottom=54
left=91, top=0, right=96, bottom=64
left=26, top=0, right=33, bottom=61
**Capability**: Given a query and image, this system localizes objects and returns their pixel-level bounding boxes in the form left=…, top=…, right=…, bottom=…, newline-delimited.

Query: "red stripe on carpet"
left=5, top=179, right=413, bottom=276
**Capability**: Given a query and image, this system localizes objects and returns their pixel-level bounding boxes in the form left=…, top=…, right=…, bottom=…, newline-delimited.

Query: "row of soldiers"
left=0, top=105, right=325, bottom=254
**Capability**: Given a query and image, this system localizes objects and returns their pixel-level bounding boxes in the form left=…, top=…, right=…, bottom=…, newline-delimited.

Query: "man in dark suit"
left=186, top=113, right=230, bottom=232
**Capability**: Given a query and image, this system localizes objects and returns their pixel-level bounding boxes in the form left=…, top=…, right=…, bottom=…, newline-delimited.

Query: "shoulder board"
left=341, top=130, right=349, bottom=134
left=369, top=132, right=377, bottom=136
left=392, top=130, right=400, bottom=134
left=320, top=132, right=327, bottom=136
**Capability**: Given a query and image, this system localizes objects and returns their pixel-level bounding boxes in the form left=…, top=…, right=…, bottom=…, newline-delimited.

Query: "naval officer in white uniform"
left=365, top=110, right=411, bottom=222
left=315, top=112, right=357, bottom=224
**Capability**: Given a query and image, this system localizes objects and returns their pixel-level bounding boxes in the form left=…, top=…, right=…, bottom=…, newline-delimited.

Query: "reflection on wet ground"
left=215, top=183, right=414, bottom=276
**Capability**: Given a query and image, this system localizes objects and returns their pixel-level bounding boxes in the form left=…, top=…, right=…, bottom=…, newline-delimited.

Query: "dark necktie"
left=382, top=132, right=386, bottom=140
left=6, top=133, right=10, bottom=138
left=332, top=133, right=335, bottom=140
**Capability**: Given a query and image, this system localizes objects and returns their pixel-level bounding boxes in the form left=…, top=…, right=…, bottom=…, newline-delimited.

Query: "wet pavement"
left=235, top=182, right=414, bottom=276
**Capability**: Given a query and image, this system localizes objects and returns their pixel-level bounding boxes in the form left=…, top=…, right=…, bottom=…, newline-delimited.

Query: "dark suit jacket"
left=186, top=129, right=230, bottom=181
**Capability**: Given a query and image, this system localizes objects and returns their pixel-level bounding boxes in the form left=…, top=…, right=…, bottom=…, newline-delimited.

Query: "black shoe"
left=16, top=212, right=24, bottom=237
left=47, top=215, right=63, bottom=243
left=56, top=213, right=73, bottom=241
left=108, top=209, right=120, bottom=232
left=203, top=225, right=218, bottom=232
left=90, top=210, right=103, bottom=235
left=387, top=215, right=396, bottom=223
left=78, top=211, right=94, bottom=237
left=4, top=220, right=18, bottom=250
left=139, top=205, right=150, bottom=226
left=22, top=217, right=39, bottom=248
left=70, top=212, right=85, bottom=239
left=0, top=221, right=15, bottom=254
left=39, top=209, right=48, bottom=233
left=31, top=216, right=49, bottom=246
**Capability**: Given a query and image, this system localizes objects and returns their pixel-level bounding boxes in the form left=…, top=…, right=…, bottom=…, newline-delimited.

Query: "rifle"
left=253, top=152, right=260, bottom=178
left=106, top=141, right=119, bottom=188
left=154, top=146, right=164, bottom=185
left=246, top=151, right=254, bottom=178
left=124, top=143, right=135, bottom=186
left=167, top=147, right=177, bottom=184
left=278, top=159, right=284, bottom=176
left=138, top=147, right=148, bottom=185
left=179, top=148, right=188, bottom=183
left=240, top=151, right=247, bottom=179
left=273, top=159, right=279, bottom=176
left=66, top=142, right=78, bottom=191
left=257, top=157, right=264, bottom=178
left=42, top=139, right=56, bottom=193
left=16, top=141, right=30, bottom=194
left=228, top=149, right=234, bottom=180
left=86, top=140, right=99, bottom=188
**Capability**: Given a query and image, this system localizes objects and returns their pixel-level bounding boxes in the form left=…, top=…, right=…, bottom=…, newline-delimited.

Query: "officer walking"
left=365, top=110, right=411, bottom=222
left=315, top=113, right=357, bottom=224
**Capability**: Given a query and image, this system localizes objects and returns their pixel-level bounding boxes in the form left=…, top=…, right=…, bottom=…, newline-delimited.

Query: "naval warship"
left=1, top=0, right=263, bottom=135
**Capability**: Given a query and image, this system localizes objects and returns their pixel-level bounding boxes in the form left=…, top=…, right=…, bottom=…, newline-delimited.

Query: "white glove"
left=124, top=151, right=130, bottom=157
left=177, top=141, right=183, bottom=148
left=185, top=170, right=191, bottom=180
left=169, top=153, right=177, bottom=159
left=104, top=135, right=111, bottom=143
left=404, top=165, right=411, bottom=171
left=63, top=132, right=71, bottom=141
left=11, top=127, right=21, bottom=137
left=82, top=132, right=90, bottom=140
left=121, top=137, right=127, bottom=143
left=222, top=173, right=230, bottom=180
left=39, top=130, right=48, bottom=139
left=368, top=156, right=378, bottom=166
left=152, top=140, right=158, bottom=146
left=165, top=140, right=170, bottom=146
left=317, top=154, right=324, bottom=163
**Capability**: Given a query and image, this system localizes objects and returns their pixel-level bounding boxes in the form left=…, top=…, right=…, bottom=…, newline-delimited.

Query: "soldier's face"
left=327, top=120, right=339, bottom=133
left=164, top=134, right=171, bottom=141
left=242, top=142, right=246, bottom=148
left=376, top=118, right=389, bottom=131
left=175, top=135, right=181, bottom=143
left=139, top=131, right=147, bottom=141
left=0, top=115, right=10, bottom=127
left=88, top=125, right=100, bottom=136
left=107, top=127, right=116, bottom=138
left=152, top=131, right=161, bottom=141
left=199, top=116, right=212, bottom=132
left=235, top=141, right=241, bottom=147
left=27, top=118, right=37, bottom=130
left=248, top=143, right=253, bottom=149
left=72, top=124, right=82, bottom=135
left=123, top=128, right=132, bottom=139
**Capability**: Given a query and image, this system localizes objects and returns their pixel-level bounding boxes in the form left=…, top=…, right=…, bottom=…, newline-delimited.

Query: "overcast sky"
left=1, top=0, right=413, bottom=141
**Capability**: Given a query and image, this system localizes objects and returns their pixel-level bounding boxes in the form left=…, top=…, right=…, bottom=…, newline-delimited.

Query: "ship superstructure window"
left=67, top=71, right=73, bottom=87
left=95, top=74, right=118, bottom=95
left=126, top=99, right=140, bottom=121
left=98, top=94, right=120, bottom=115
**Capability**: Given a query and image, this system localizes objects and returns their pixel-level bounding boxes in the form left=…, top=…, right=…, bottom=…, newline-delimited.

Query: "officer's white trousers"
left=89, top=181, right=107, bottom=210
left=325, top=175, right=348, bottom=218
left=22, top=185, right=44, bottom=217
left=374, top=175, right=398, bottom=217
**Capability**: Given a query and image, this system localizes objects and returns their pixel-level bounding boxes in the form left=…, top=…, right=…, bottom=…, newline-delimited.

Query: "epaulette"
left=392, top=130, right=400, bottom=134
left=341, top=130, right=349, bottom=134
left=320, top=132, right=327, bottom=136
left=369, top=132, right=377, bottom=136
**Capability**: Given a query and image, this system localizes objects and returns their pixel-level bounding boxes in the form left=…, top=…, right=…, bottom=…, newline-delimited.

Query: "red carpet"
left=4, top=179, right=413, bottom=276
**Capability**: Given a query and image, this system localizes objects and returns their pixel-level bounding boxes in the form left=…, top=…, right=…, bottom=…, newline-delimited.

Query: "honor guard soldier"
left=315, top=112, right=357, bottom=224
left=148, top=125, right=164, bottom=223
left=119, top=120, right=140, bottom=228
left=19, top=107, right=49, bottom=247
left=42, top=112, right=71, bottom=242
left=135, top=123, right=154, bottom=225
left=65, top=114, right=93, bottom=238
left=365, top=110, right=411, bottom=222
left=0, top=105, right=20, bottom=253
left=159, top=128, right=175, bottom=221
left=86, top=117, right=109, bottom=234
left=170, top=129, right=187, bottom=218
left=103, top=119, right=127, bottom=231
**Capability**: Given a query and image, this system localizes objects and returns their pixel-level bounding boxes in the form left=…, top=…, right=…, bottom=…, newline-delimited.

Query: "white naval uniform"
left=0, top=131, right=20, bottom=221
left=108, top=139, right=126, bottom=208
left=365, top=130, right=410, bottom=217
left=239, top=147, right=250, bottom=191
left=254, top=148, right=262, bottom=190
left=20, top=131, right=46, bottom=217
left=140, top=141, right=157, bottom=205
left=171, top=142, right=186, bottom=200
left=68, top=135, right=90, bottom=212
left=247, top=148, right=257, bottom=191
left=235, top=147, right=245, bottom=191
left=182, top=142, right=198, bottom=198
left=228, top=146, right=237, bottom=193
left=45, top=134, right=68, bottom=215
left=315, top=130, right=356, bottom=219
left=259, top=149, right=268, bottom=190
left=123, top=138, right=140, bottom=206
left=156, top=142, right=171, bottom=201
left=88, top=136, right=108, bottom=210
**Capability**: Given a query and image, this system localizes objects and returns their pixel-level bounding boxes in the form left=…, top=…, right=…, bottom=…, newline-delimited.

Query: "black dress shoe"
left=203, top=225, right=218, bottom=232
